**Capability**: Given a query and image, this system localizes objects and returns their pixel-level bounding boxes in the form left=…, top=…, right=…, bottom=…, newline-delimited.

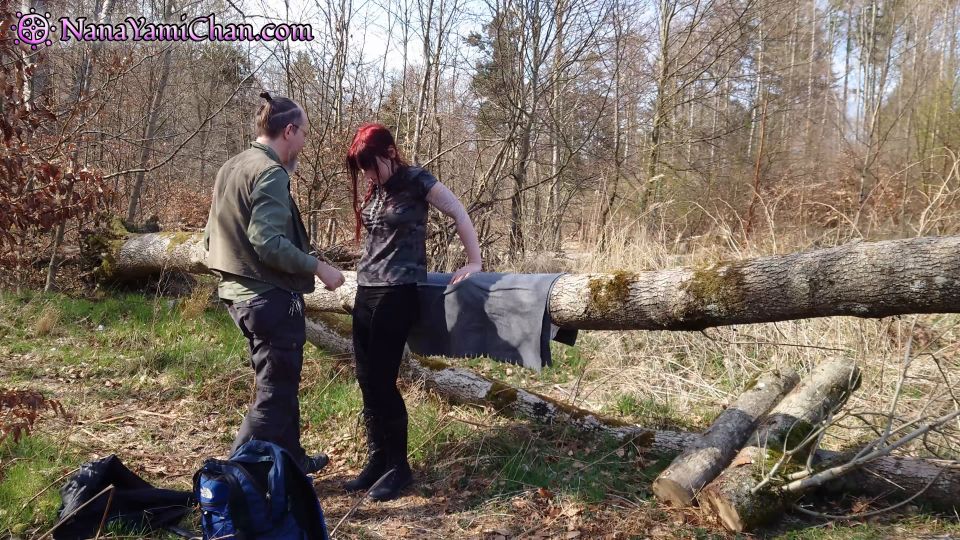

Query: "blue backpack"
left=193, top=440, right=330, bottom=540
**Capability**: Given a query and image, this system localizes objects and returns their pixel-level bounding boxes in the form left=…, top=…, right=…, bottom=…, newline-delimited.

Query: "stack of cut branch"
left=696, top=358, right=861, bottom=531
left=651, top=356, right=960, bottom=532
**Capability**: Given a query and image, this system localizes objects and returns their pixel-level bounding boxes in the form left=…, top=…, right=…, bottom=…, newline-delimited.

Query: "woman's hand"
left=450, top=262, right=482, bottom=284
left=315, top=261, right=345, bottom=291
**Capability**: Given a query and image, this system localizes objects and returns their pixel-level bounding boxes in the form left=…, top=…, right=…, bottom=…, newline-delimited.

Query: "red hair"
left=345, top=123, right=409, bottom=242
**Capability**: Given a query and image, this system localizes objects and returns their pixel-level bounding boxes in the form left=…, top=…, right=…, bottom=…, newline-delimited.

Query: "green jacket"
left=204, top=142, right=317, bottom=297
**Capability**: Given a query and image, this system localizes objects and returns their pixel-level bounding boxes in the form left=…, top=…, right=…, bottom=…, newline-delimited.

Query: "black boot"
left=343, top=411, right=387, bottom=493
left=368, top=414, right=412, bottom=501
left=300, top=452, right=330, bottom=475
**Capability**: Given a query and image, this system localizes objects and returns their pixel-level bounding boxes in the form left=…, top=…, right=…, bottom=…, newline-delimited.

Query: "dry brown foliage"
left=0, top=388, right=65, bottom=445
left=0, top=0, right=109, bottom=287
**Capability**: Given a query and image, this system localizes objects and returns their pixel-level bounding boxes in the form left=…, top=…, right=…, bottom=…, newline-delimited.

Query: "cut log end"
left=698, top=359, right=858, bottom=531
left=652, top=368, right=800, bottom=508
left=699, top=471, right=784, bottom=532
left=652, top=475, right=695, bottom=507
left=701, top=489, right=748, bottom=532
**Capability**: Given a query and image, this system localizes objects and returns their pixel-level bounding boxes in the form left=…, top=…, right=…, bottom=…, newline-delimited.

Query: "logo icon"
left=11, top=8, right=53, bottom=50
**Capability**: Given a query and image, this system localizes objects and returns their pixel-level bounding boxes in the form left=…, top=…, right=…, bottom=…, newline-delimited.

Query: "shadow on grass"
left=315, top=421, right=669, bottom=513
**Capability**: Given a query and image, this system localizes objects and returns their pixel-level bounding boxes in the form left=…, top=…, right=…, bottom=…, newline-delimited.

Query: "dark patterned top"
left=357, top=166, right=438, bottom=286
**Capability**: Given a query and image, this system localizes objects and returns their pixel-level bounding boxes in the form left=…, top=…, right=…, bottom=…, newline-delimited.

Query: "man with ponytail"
left=345, top=123, right=482, bottom=501
left=204, top=91, right=345, bottom=474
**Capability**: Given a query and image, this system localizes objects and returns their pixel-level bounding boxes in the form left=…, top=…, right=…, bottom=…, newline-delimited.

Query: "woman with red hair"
left=345, top=123, right=481, bottom=501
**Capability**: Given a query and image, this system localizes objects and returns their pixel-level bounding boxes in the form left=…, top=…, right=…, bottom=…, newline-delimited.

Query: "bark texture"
left=699, top=358, right=861, bottom=532
left=815, top=454, right=960, bottom=513
left=101, top=232, right=960, bottom=330
left=96, top=230, right=207, bottom=280
left=548, top=236, right=960, bottom=329
left=653, top=368, right=800, bottom=507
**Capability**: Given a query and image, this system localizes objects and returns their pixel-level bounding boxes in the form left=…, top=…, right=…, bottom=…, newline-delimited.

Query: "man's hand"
left=315, top=261, right=345, bottom=291
left=450, top=262, right=481, bottom=284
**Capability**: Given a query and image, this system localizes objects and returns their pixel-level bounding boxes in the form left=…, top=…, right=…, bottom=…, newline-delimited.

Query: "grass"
left=609, top=393, right=685, bottom=427
left=473, top=425, right=664, bottom=503
left=301, top=373, right=363, bottom=426
left=407, top=397, right=474, bottom=464
left=0, top=286, right=248, bottom=537
left=0, top=258, right=958, bottom=538
left=0, top=286, right=243, bottom=384
left=0, top=435, right=76, bottom=535
left=774, top=516, right=960, bottom=539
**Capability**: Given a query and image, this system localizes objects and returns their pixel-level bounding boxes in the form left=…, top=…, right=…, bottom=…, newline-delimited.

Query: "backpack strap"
left=230, top=440, right=292, bottom=524
left=284, top=464, right=330, bottom=540
left=222, top=468, right=257, bottom=540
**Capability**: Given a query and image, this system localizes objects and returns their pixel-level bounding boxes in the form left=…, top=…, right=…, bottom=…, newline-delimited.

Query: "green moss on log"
left=779, top=419, right=816, bottom=451
left=679, top=262, right=746, bottom=318
left=485, top=380, right=519, bottom=411
left=726, top=480, right=784, bottom=531
left=413, top=355, right=451, bottom=372
left=753, top=418, right=817, bottom=478
left=163, top=231, right=198, bottom=252
left=314, top=312, right=353, bottom=338
left=586, top=271, right=637, bottom=314
left=86, top=216, right=131, bottom=281
left=761, top=447, right=808, bottom=477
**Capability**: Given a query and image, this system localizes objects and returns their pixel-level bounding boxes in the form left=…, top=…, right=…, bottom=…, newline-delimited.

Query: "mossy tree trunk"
left=698, top=358, right=861, bottom=532
left=652, top=367, right=800, bottom=507
left=93, top=230, right=207, bottom=281
left=99, top=232, right=960, bottom=330
left=548, top=236, right=960, bottom=330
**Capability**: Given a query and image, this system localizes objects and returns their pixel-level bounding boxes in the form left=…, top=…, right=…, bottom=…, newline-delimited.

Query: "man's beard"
left=285, top=156, right=298, bottom=174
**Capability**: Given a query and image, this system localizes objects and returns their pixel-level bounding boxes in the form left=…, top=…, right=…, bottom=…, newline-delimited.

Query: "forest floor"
left=0, top=276, right=959, bottom=539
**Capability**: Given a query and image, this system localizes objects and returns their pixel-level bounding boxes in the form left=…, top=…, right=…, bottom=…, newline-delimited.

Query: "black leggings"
left=351, top=284, right=419, bottom=425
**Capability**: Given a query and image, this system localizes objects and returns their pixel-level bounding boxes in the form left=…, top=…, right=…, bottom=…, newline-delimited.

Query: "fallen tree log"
left=89, top=229, right=208, bottom=280
left=652, top=368, right=800, bottom=507
left=547, top=236, right=960, bottom=329
left=698, top=358, right=862, bottom=532
left=304, top=316, right=957, bottom=515
left=811, top=454, right=960, bottom=513
left=98, top=231, right=960, bottom=330
left=305, top=315, right=696, bottom=455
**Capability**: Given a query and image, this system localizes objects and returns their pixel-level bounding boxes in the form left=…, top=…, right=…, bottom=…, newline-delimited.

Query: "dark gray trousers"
left=226, top=288, right=307, bottom=463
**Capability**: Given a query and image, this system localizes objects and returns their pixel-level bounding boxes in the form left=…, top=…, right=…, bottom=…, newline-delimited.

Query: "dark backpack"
left=193, top=440, right=329, bottom=540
